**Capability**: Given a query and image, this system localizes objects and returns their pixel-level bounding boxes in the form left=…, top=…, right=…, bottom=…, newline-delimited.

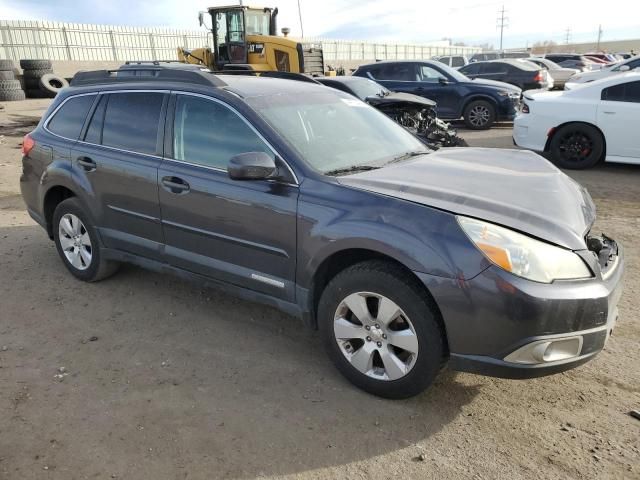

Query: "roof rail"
left=70, top=67, right=227, bottom=88
left=217, top=70, right=322, bottom=84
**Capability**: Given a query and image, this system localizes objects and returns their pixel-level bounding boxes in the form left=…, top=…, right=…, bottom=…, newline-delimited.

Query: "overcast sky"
left=2, top=0, right=639, bottom=48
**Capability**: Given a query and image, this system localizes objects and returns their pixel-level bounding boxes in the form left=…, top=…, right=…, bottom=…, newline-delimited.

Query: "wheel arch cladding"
left=544, top=121, right=606, bottom=154
left=308, top=249, right=448, bottom=350
left=43, top=185, right=76, bottom=238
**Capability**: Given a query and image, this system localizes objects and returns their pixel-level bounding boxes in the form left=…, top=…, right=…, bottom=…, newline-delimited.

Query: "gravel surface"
left=0, top=100, right=638, bottom=479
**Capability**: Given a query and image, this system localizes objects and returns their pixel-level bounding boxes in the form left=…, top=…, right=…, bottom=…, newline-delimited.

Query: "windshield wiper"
left=387, top=150, right=427, bottom=165
left=325, top=165, right=380, bottom=176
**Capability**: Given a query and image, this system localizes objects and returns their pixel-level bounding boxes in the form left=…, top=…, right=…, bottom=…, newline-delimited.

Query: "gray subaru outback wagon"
left=20, top=66, right=624, bottom=398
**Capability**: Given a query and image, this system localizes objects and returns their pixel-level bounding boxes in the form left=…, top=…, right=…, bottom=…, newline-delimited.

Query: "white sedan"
left=513, top=72, right=640, bottom=169
left=566, top=55, right=640, bottom=88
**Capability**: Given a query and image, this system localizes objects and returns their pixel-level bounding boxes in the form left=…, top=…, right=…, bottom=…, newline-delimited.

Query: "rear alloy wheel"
left=463, top=100, right=496, bottom=130
left=319, top=260, right=445, bottom=399
left=53, top=198, right=119, bottom=282
left=550, top=124, right=604, bottom=170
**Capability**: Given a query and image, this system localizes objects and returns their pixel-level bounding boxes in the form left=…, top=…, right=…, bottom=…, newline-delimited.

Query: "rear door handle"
left=77, top=156, right=96, bottom=172
left=602, top=111, right=616, bottom=114
left=161, top=176, right=190, bottom=194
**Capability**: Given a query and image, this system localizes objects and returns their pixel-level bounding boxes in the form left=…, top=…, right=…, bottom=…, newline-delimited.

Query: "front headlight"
left=458, top=216, right=592, bottom=283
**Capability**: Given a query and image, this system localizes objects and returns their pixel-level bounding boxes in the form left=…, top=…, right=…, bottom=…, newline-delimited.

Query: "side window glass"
left=602, top=83, right=626, bottom=101
left=380, top=64, right=416, bottom=81
left=84, top=95, right=107, bottom=144
left=173, top=95, right=273, bottom=169
left=420, top=66, right=446, bottom=82
left=452, top=57, right=465, bottom=67
left=102, top=92, right=164, bottom=155
left=47, top=95, right=95, bottom=139
left=624, top=81, right=640, bottom=102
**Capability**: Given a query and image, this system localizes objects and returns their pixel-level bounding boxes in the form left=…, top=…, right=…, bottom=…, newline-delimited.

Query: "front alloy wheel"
left=334, top=292, right=419, bottom=381
left=58, top=213, right=92, bottom=270
left=318, top=260, right=445, bottom=399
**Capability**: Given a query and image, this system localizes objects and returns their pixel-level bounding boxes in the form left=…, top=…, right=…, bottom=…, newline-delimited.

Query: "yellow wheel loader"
left=177, top=5, right=325, bottom=75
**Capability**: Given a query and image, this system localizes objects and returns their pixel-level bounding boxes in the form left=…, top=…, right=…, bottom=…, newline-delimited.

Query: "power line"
left=564, top=27, right=571, bottom=44
left=496, top=5, right=508, bottom=51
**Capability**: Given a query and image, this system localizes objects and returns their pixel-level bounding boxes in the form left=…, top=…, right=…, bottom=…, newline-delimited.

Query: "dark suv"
left=352, top=60, right=522, bottom=129
left=20, top=66, right=624, bottom=399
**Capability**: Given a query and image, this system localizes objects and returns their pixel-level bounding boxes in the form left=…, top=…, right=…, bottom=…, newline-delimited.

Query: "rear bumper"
left=417, top=243, right=624, bottom=379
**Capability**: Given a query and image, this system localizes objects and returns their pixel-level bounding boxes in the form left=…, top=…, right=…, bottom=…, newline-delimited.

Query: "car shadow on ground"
left=0, top=221, right=481, bottom=479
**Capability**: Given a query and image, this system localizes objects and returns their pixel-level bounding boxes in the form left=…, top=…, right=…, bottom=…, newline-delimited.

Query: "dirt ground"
left=0, top=100, right=638, bottom=480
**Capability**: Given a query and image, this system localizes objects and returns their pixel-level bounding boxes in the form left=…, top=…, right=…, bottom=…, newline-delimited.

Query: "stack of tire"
left=20, top=59, right=69, bottom=99
left=0, top=60, right=26, bottom=102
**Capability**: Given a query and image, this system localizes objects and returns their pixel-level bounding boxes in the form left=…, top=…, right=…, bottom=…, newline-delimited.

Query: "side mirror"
left=228, top=152, right=277, bottom=180
left=619, top=65, right=631, bottom=72
left=438, top=77, right=449, bottom=85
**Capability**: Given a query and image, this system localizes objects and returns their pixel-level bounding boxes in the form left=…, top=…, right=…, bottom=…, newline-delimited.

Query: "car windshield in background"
left=348, top=78, right=389, bottom=99
left=247, top=91, right=427, bottom=174
left=434, top=62, right=469, bottom=82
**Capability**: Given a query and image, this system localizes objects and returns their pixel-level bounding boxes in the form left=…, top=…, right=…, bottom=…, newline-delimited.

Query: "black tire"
left=20, top=59, right=52, bottom=70
left=22, top=68, right=53, bottom=79
left=39, top=73, right=69, bottom=95
left=0, top=89, right=26, bottom=101
left=463, top=99, right=496, bottom=130
left=0, top=79, right=21, bottom=91
left=52, top=198, right=120, bottom=282
left=549, top=123, right=604, bottom=170
left=0, top=70, right=15, bottom=80
left=318, top=260, right=445, bottom=399
left=25, top=88, right=50, bottom=99
left=23, top=77, right=40, bottom=89
left=0, top=59, right=15, bottom=70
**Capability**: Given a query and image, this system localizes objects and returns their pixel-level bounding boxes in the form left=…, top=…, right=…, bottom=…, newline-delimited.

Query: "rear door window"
left=83, top=95, right=107, bottom=144
left=602, top=81, right=640, bottom=103
left=480, top=63, right=508, bottom=74
left=47, top=95, right=95, bottom=140
left=101, top=92, right=165, bottom=155
left=378, top=64, right=416, bottom=81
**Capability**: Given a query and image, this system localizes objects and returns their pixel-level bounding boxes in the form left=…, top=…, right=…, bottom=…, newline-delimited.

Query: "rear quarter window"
left=46, top=95, right=95, bottom=140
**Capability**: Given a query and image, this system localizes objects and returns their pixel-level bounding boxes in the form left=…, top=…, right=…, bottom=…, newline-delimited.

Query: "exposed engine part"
left=375, top=103, right=467, bottom=149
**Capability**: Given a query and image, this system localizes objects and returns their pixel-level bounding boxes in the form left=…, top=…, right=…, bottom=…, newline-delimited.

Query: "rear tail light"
left=22, top=134, right=35, bottom=156
left=521, top=103, right=530, bottom=114
left=533, top=71, right=544, bottom=82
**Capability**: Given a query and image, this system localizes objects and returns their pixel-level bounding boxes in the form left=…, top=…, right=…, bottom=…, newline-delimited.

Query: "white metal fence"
left=0, top=20, right=481, bottom=64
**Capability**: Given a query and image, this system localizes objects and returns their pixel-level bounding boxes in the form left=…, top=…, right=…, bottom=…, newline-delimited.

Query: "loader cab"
left=205, top=5, right=278, bottom=70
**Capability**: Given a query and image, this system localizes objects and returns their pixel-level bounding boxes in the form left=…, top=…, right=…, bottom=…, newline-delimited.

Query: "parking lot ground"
left=0, top=100, right=639, bottom=479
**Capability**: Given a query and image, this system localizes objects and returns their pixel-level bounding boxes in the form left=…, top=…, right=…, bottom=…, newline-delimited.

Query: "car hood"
left=338, top=148, right=595, bottom=250
left=365, top=91, right=436, bottom=108
left=463, top=78, right=522, bottom=92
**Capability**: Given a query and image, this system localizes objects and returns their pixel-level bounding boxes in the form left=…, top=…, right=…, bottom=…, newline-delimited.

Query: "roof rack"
left=70, top=66, right=226, bottom=88
left=217, top=70, right=322, bottom=84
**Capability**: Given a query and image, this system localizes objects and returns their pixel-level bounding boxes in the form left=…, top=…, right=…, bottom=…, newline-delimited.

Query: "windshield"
left=347, top=78, right=389, bottom=100
left=245, top=9, right=270, bottom=35
left=247, top=91, right=428, bottom=174
left=432, top=62, right=469, bottom=82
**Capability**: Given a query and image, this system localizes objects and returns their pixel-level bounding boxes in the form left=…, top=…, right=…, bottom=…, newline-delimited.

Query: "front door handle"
left=161, top=176, right=190, bottom=194
left=77, top=156, right=96, bottom=172
left=602, top=111, right=616, bottom=114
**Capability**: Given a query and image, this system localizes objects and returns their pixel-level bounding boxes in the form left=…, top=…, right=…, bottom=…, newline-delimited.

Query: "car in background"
left=469, top=51, right=530, bottom=62
left=352, top=60, right=522, bottom=130
left=544, top=54, right=599, bottom=72
left=459, top=59, right=553, bottom=91
left=585, top=53, right=618, bottom=64
left=565, top=55, right=640, bottom=87
left=523, top=57, right=578, bottom=89
left=433, top=55, right=469, bottom=69
left=514, top=72, right=640, bottom=169
left=316, top=76, right=465, bottom=147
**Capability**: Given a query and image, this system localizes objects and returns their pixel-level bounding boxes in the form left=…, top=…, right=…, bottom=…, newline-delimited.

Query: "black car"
left=352, top=60, right=521, bottom=129
left=459, top=59, right=553, bottom=91
left=316, top=75, right=465, bottom=147
left=20, top=65, right=624, bottom=399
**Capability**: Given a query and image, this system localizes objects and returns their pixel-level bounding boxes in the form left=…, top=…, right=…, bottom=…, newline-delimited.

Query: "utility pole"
left=564, top=27, right=571, bottom=45
left=297, top=0, right=304, bottom=38
left=496, top=5, right=508, bottom=51
left=596, top=24, right=603, bottom=50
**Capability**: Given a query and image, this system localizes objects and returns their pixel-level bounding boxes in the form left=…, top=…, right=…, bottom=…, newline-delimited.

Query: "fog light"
left=504, top=336, right=583, bottom=365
